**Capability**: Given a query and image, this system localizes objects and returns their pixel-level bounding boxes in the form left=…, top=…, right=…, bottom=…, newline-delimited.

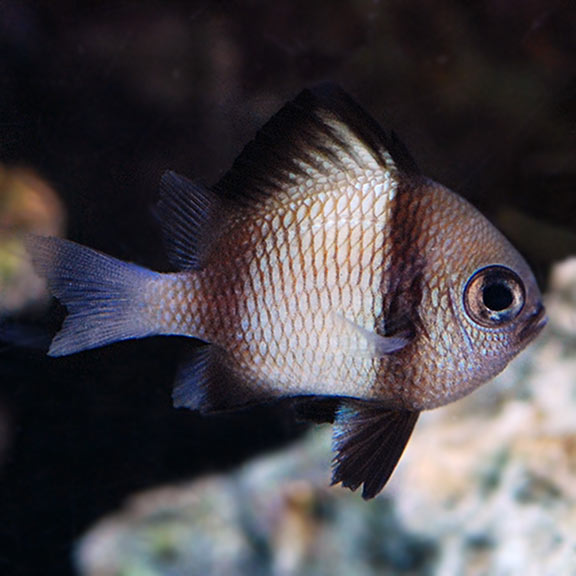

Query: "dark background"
left=0, top=1, right=574, bottom=574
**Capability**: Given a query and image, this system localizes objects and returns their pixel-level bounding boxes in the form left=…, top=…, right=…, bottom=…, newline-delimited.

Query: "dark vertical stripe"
left=374, top=175, right=429, bottom=400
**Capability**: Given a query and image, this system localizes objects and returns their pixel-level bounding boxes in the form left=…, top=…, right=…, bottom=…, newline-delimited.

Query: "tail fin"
left=27, top=236, right=161, bottom=356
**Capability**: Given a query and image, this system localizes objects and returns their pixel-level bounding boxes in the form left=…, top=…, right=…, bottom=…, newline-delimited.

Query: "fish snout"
left=519, top=302, right=547, bottom=341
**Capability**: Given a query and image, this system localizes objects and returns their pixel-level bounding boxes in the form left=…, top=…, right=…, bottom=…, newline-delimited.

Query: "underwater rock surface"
left=0, top=166, right=64, bottom=316
left=77, top=259, right=576, bottom=576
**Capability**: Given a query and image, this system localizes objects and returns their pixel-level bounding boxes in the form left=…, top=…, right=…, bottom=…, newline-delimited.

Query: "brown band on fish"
left=374, top=176, right=429, bottom=402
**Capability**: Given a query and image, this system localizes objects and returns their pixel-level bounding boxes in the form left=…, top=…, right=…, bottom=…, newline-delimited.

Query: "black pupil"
left=483, top=282, right=513, bottom=311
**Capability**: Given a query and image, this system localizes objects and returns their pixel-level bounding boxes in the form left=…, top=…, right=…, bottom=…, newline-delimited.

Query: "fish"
left=27, top=85, right=546, bottom=499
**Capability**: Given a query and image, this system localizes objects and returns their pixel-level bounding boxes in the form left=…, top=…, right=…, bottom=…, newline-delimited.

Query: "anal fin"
left=172, top=343, right=267, bottom=413
left=332, top=402, right=419, bottom=499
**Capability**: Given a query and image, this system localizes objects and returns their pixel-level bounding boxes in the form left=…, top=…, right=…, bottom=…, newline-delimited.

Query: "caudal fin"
left=27, top=236, right=161, bottom=356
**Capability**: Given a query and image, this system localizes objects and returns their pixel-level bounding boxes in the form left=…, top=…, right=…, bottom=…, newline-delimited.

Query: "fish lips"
left=518, top=302, right=547, bottom=342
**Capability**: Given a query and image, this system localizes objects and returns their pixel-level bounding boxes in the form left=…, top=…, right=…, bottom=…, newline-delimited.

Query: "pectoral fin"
left=332, top=402, right=419, bottom=499
left=330, top=313, right=412, bottom=357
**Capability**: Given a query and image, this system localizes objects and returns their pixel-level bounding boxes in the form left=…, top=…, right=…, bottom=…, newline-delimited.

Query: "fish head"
left=405, top=181, right=546, bottom=408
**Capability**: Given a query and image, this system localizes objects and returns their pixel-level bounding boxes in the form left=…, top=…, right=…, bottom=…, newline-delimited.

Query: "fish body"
left=29, top=86, right=546, bottom=498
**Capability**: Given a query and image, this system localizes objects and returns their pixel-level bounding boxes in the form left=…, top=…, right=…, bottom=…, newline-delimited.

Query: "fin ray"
left=173, top=344, right=269, bottom=413
left=27, top=236, right=160, bottom=356
left=330, top=313, right=411, bottom=357
left=155, top=170, right=220, bottom=270
left=332, top=402, right=419, bottom=499
left=215, top=84, right=418, bottom=207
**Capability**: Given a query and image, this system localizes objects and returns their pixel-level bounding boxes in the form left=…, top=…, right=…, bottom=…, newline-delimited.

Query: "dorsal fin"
left=214, top=84, right=419, bottom=207
left=155, top=170, right=221, bottom=271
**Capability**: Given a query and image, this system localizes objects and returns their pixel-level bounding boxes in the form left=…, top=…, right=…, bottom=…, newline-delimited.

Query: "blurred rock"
left=0, top=165, right=65, bottom=315
left=547, top=257, right=576, bottom=339
left=76, top=259, right=576, bottom=575
left=76, top=430, right=435, bottom=576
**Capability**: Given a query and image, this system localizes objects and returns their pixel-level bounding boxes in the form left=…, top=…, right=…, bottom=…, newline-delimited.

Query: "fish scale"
left=219, top=178, right=392, bottom=397
left=28, top=85, right=546, bottom=498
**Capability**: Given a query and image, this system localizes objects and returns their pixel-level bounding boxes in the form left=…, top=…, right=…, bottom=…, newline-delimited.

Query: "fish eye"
left=464, top=266, right=525, bottom=327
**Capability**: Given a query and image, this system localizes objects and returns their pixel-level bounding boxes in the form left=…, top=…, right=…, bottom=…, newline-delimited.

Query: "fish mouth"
left=519, top=302, right=547, bottom=342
